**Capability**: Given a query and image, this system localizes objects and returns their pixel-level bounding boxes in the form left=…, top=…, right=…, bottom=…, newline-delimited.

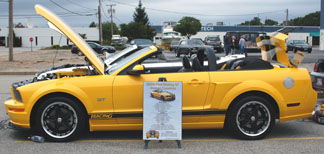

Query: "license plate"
left=316, top=78, right=322, bottom=86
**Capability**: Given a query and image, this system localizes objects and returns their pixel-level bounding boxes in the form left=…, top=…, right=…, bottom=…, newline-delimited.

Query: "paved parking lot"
left=1, top=75, right=324, bottom=153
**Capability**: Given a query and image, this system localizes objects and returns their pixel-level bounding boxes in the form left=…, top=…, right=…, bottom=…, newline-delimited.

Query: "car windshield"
left=189, top=40, right=203, bottom=45
left=135, top=39, right=153, bottom=45
left=104, top=45, right=137, bottom=66
left=108, top=47, right=152, bottom=74
left=207, top=37, right=220, bottom=41
left=294, top=40, right=307, bottom=45
left=171, top=41, right=179, bottom=45
left=164, top=32, right=179, bottom=36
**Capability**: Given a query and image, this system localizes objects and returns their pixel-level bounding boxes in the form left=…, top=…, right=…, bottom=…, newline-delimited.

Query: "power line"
left=104, top=0, right=285, bottom=17
left=49, top=0, right=95, bottom=16
left=101, top=3, right=110, bottom=21
left=113, top=16, right=124, bottom=24
left=66, top=0, right=97, bottom=11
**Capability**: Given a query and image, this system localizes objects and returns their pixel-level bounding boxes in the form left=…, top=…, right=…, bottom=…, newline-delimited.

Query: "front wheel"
left=226, top=96, right=275, bottom=140
left=35, top=97, right=86, bottom=142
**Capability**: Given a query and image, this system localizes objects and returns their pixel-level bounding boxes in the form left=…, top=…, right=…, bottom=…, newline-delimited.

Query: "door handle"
left=189, top=79, right=205, bottom=84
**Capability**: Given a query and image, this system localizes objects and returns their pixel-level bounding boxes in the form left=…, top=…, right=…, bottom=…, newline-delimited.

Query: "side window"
left=180, top=41, right=187, bottom=45
left=89, top=43, right=96, bottom=48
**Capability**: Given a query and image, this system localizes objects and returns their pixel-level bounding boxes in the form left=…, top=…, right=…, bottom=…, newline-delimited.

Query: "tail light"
left=205, top=42, right=208, bottom=45
left=314, top=63, right=319, bottom=72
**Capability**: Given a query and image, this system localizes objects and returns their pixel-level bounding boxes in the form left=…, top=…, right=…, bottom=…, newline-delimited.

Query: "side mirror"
left=127, top=64, right=145, bottom=75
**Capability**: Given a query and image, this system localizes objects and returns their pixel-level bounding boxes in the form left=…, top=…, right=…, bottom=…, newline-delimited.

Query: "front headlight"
left=12, top=87, right=23, bottom=102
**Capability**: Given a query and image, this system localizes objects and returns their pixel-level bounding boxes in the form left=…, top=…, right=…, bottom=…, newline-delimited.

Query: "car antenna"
left=52, top=34, right=63, bottom=67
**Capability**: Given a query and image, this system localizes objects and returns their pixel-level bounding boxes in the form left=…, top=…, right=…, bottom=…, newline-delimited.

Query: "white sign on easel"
left=143, top=81, right=182, bottom=148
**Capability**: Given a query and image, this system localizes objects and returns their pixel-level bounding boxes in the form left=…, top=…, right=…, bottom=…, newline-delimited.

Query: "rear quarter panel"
left=206, top=67, right=316, bottom=121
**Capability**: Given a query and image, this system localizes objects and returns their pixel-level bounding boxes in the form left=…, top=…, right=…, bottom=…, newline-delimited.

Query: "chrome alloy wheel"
left=41, top=102, right=78, bottom=139
left=236, top=101, right=271, bottom=137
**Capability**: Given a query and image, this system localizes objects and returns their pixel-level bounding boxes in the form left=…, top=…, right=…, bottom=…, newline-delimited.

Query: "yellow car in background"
left=4, top=4, right=317, bottom=141
left=150, top=90, right=175, bottom=101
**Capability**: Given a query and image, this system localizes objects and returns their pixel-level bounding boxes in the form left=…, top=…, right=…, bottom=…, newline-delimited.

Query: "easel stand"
left=143, top=77, right=182, bottom=149
left=144, top=140, right=181, bottom=149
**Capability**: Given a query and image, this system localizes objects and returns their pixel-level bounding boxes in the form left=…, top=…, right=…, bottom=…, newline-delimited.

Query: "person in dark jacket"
left=231, top=36, right=239, bottom=54
left=224, top=34, right=231, bottom=56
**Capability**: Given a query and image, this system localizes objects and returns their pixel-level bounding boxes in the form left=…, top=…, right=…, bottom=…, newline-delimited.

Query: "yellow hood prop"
left=35, top=4, right=104, bottom=75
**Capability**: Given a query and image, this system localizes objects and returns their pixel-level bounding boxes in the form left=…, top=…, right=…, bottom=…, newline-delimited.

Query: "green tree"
left=120, top=22, right=156, bottom=41
left=133, top=0, right=149, bottom=25
left=240, top=17, right=262, bottom=25
left=102, top=22, right=119, bottom=43
left=174, top=16, right=202, bottom=39
left=89, top=21, right=97, bottom=27
left=120, top=0, right=156, bottom=40
left=264, top=19, right=278, bottom=25
left=289, top=11, right=320, bottom=26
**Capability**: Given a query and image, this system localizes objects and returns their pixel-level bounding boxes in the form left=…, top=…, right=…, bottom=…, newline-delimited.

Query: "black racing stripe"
left=90, top=110, right=227, bottom=119
left=112, top=113, right=143, bottom=118
left=182, top=110, right=227, bottom=116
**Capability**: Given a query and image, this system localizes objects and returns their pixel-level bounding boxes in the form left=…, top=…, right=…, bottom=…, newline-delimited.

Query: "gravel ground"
left=0, top=49, right=84, bottom=72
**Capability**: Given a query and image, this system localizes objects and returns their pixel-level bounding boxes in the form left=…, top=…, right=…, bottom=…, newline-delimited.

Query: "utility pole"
left=9, top=0, right=13, bottom=61
left=98, top=0, right=103, bottom=45
left=107, top=4, right=116, bottom=38
left=285, top=9, right=289, bottom=26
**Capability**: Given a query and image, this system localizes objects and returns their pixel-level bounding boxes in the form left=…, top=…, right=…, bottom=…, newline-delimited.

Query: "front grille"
left=12, top=87, right=22, bottom=102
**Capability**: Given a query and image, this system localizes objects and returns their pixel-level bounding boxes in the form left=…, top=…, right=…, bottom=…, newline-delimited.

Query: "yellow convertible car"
left=150, top=90, right=176, bottom=101
left=4, top=5, right=317, bottom=141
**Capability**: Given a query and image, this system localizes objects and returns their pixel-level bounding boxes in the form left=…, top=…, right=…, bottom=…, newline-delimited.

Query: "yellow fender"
left=25, top=82, right=93, bottom=114
left=217, top=80, right=286, bottom=115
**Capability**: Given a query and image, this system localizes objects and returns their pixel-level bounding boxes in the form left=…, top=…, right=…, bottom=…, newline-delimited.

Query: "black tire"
left=294, top=48, right=297, bottom=53
left=35, top=97, right=86, bottom=142
left=160, top=96, right=165, bottom=101
left=176, top=52, right=180, bottom=57
left=226, top=96, right=275, bottom=140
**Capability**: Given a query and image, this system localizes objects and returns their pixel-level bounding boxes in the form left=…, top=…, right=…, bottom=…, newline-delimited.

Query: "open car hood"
left=35, top=4, right=104, bottom=75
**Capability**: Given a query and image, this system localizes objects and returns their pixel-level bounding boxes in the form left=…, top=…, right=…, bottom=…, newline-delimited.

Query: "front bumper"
left=296, top=47, right=312, bottom=52
left=4, top=99, right=30, bottom=129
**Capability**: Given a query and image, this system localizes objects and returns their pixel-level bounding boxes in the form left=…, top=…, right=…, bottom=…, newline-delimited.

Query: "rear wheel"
left=176, top=51, right=180, bottom=57
left=227, top=96, right=275, bottom=140
left=35, top=97, right=86, bottom=142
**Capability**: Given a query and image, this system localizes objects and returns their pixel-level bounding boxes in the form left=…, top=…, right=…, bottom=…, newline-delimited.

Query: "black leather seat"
left=231, top=60, right=245, bottom=69
left=192, top=57, right=203, bottom=71
left=178, top=56, right=192, bottom=72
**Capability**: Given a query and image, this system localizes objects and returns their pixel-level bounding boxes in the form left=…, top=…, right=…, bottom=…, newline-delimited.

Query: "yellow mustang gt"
left=150, top=89, right=176, bottom=101
left=4, top=5, right=317, bottom=141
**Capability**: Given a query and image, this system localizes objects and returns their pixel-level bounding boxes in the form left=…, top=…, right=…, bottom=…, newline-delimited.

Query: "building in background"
left=0, top=27, right=99, bottom=48
left=152, top=25, right=319, bottom=46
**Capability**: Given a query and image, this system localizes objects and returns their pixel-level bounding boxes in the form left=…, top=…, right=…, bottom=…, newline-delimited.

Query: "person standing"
left=239, top=35, right=246, bottom=54
left=231, top=36, right=238, bottom=55
left=224, top=34, right=231, bottom=56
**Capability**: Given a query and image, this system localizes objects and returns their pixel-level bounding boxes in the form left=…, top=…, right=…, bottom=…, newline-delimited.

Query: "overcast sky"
left=0, top=0, right=320, bottom=28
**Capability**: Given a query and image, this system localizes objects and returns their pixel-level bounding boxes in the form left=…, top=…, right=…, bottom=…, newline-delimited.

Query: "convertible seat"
left=192, top=57, right=203, bottom=71
left=238, top=57, right=274, bottom=70
left=178, top=56, right=192, bottom=72
left=228, top=57, right=274, bottom=70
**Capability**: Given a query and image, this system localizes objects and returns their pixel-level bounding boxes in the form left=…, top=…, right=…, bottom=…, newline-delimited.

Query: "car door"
left=112, top=72, right=210, bottom=124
